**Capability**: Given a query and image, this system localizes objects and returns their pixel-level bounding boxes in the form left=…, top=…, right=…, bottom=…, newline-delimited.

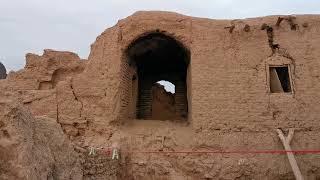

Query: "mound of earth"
left=0, top=100, right=82, bottom=180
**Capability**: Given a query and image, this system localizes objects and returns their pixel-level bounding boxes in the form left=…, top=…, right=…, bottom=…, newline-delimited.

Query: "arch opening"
left=126, top=33, right=189, bottom=120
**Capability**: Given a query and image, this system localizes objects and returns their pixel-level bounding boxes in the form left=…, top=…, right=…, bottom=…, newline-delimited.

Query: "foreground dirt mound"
left=0, top=101, right=82, bottom=180
left=82, top=151, right=121, bottom=179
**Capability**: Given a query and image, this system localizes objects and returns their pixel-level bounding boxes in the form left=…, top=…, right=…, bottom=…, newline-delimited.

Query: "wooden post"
left=276, top=128, right=304, bottom=180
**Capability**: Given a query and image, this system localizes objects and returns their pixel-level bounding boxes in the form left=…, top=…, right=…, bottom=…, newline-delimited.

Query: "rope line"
left=87, top=147, right=320, bottom=156
left=127, top=150, right=320, bottom=154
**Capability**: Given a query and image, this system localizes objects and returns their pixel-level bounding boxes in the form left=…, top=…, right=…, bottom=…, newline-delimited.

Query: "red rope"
left=93, top=147, right=320, bottom=155
left=127, top=150, right=320, bottom=154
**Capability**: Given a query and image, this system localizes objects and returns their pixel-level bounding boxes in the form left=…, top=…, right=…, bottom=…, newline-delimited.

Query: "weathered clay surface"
left=1, top=11, right=320, bottom=179
left=0, top=101, right=82, bottom=179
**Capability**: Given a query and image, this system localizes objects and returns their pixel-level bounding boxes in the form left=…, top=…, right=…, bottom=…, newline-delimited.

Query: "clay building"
left=1, top=11, right=320, bottom=179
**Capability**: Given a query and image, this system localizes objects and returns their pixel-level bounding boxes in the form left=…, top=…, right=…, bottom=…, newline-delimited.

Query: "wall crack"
left=70, top=78, right=84, bottom=119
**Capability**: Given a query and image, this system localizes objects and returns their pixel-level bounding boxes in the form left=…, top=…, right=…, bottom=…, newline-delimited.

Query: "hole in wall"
left=156, top=80, right=175, bottom=94
left=269, top=66, right=292, bottom=93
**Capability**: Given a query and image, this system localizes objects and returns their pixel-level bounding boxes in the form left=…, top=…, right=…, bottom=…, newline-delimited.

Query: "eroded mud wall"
left=112, top=12, right=320, bottom=179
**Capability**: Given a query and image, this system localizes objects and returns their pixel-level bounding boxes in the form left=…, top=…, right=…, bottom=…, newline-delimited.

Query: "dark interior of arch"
left=127, top=33, right=189, bottom=120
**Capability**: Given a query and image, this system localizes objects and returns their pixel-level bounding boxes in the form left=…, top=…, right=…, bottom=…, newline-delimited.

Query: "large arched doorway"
left=126, top=32, right=190, bottom=120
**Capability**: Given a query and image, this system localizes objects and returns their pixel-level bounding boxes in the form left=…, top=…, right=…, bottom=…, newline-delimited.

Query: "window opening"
left=269, top=66, right=292, bottom=93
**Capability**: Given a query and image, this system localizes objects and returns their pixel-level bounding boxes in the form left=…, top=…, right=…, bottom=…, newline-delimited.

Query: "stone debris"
left=0, top=62, right=6, bottom=79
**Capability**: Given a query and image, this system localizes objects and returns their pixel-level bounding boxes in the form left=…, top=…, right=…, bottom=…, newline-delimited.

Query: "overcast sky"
left=0, top=0, right=319, bottom=72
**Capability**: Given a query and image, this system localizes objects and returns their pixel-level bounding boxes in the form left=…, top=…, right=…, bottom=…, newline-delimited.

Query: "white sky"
left=158, top=80, right=175, bottom=93
left=0, top=0, right=319, bottom=72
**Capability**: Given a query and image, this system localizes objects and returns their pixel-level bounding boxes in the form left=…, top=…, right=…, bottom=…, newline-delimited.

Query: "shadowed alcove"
left=126, top=32, right=190, bottom=120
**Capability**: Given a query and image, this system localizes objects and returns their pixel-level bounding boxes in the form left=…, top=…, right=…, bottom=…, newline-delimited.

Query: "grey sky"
left=0, top=0, right=319, bottom=71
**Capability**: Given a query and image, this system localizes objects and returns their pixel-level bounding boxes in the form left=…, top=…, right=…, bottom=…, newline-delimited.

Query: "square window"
left=269, top=66, right=292, bottom=93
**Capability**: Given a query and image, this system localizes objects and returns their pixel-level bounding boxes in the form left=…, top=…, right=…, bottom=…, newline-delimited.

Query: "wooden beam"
left=276, top=128, right=304, bottom=180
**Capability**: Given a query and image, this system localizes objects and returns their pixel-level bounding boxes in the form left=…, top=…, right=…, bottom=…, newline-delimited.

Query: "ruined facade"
left=1, top=11, right=320, bottom=179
